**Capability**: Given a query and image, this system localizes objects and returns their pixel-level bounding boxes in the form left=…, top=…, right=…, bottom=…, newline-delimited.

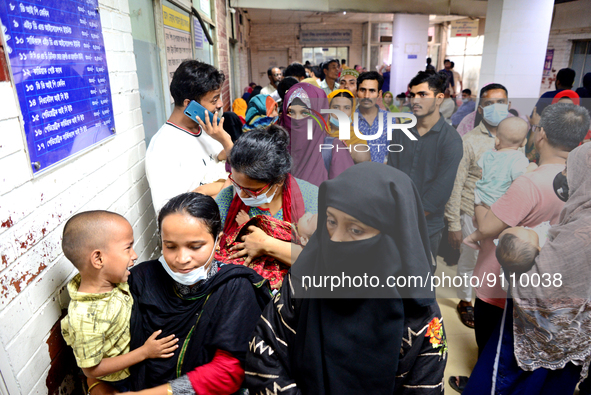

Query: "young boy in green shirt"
left=61, top=211, right=178, bottom=391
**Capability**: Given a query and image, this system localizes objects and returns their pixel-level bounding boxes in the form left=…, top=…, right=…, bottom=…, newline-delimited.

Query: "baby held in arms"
left=236, top=210, right=318, bottom=246
left=495, top=221, right=550, bottom=278
left=464, top=117, right=538, bottom=249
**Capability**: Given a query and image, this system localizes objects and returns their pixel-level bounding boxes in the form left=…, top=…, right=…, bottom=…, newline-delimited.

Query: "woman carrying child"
left=125, top=193, right=272, bottom=394
left=215, top=125, right=319, bottom=289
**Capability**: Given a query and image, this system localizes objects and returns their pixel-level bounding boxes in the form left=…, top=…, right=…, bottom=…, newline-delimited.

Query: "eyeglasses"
left=228, top=173, right=272, bottom=198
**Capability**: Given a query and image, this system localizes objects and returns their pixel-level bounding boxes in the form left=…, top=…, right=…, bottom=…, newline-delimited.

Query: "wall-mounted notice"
left=300, top=30, right=352, bottom=45
left=0, top=0, right=115, bottom=174
left=543, top=49, right=554, bottom=77
left=450, top=19, right=479, bottom=37
left=163, top=5, right=192, bottom=91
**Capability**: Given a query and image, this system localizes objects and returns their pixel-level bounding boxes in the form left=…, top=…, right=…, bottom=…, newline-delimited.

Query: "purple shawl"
left=278, top=82, right=353, bottom=187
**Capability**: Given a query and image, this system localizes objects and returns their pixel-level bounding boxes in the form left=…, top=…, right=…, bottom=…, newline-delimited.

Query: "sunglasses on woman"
left=228, top=173, right=272, bottom=198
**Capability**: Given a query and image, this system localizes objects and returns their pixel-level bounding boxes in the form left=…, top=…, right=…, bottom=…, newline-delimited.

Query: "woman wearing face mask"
left=327, top=89, right=371, bottom=164
left=121, top=193, right=272, bottom=394
left=278, top=82, right=354, bottom=186
left=245, top=163, right=447, bottom=395
left=462, top=143, right=591, bottom=394
left=215, top=125, right=319, bottom=278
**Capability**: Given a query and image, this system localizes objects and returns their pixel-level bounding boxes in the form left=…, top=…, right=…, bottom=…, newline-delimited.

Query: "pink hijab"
left=278, top=83, right=353, bottom=186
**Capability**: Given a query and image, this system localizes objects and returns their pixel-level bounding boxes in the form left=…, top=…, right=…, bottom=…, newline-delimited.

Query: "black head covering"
left=290, top=162, right=435, bottom=394
left=221, top=111, right=243, bottom=142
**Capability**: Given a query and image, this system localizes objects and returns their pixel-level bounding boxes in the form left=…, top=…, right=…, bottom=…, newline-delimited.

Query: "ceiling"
left=241, top=9, right=396, bottom=24
left=241, top=9, right=473, bottom=25
left=233, top=0, right=489, bottom=18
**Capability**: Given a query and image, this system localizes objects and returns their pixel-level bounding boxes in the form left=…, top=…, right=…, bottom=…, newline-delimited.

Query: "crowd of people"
left=59, top=55, right=591, bottom=395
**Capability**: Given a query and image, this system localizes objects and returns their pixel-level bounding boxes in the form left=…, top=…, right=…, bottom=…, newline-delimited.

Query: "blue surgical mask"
left=481, top=103, right=509, bottom=126
left=462, top=98, right=469, bottom=103
left=158, top=236, right=217, bottom=285
left=329, top=114, right=352, bottom=127
left=235, top=184, right=279, bottom=207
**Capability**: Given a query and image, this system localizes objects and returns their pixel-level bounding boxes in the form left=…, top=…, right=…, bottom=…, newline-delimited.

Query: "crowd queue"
left=59, top=56, right=591, bottom=395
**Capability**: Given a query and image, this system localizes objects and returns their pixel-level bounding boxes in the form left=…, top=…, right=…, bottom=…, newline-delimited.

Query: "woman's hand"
left=229, top=225, right=271, bottom=265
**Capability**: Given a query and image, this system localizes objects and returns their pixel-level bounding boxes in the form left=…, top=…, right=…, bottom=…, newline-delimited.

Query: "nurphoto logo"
left=308, top=110, right=418, bottom=153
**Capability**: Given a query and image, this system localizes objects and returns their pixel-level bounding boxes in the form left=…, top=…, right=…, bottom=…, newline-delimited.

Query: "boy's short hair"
left=495, top=233, right=539, bottom=274
left=170, top=60, right=225, bottom=107
left=62, top=211, right=126, bottom=270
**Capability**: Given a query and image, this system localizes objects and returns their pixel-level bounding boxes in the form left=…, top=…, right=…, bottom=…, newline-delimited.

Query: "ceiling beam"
left=233, top=0, right=488, bottom=17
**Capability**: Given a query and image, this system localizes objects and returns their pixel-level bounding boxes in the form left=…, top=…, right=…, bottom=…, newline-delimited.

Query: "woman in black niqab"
left=245, top=162, right=446, bottom=395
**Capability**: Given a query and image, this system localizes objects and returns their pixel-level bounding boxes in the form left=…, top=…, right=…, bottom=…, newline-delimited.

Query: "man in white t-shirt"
left=261, top=67, right=283, bottom=96
left=145, top=60, right=233, bottom=213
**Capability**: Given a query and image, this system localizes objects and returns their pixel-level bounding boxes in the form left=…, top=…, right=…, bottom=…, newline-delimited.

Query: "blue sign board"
left=407, top=54, right=417, bottom=59
left=0, top=0, right=115, bottom=174
left=193, top=17, right=203, bottom=50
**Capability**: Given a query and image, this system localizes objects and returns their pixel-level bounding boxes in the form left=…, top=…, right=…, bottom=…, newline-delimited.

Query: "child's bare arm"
left=193, top=179, right=226, bottom=197
left=82, top=330, right=178, bottom=379
left=463, top=230, right=484, bottom=250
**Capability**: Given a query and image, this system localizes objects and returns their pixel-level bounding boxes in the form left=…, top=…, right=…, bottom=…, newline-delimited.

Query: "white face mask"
left=394, top=100, right=401, bottom=107
left=235, top=184, right=279, bottom=207
left=159, top=237, right=217, bottom=285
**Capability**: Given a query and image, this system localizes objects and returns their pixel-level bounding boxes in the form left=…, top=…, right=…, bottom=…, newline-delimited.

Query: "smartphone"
left=184, top=100, right=220, bottom=125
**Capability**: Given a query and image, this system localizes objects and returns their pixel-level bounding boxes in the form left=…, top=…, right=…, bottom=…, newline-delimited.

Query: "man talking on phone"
left=146, top=60, right=233, bottom=213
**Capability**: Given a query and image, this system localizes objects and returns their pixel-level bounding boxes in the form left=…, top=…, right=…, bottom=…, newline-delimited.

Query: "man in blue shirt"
left=387, top=71, right=463, bottom=270
left=451, top=89, right=476, bottom=127
left=355, top=71, right=389, bottom=163
left=533, top=68, right=576, bottom=115
left=439, top=59, right=455, bottom=92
